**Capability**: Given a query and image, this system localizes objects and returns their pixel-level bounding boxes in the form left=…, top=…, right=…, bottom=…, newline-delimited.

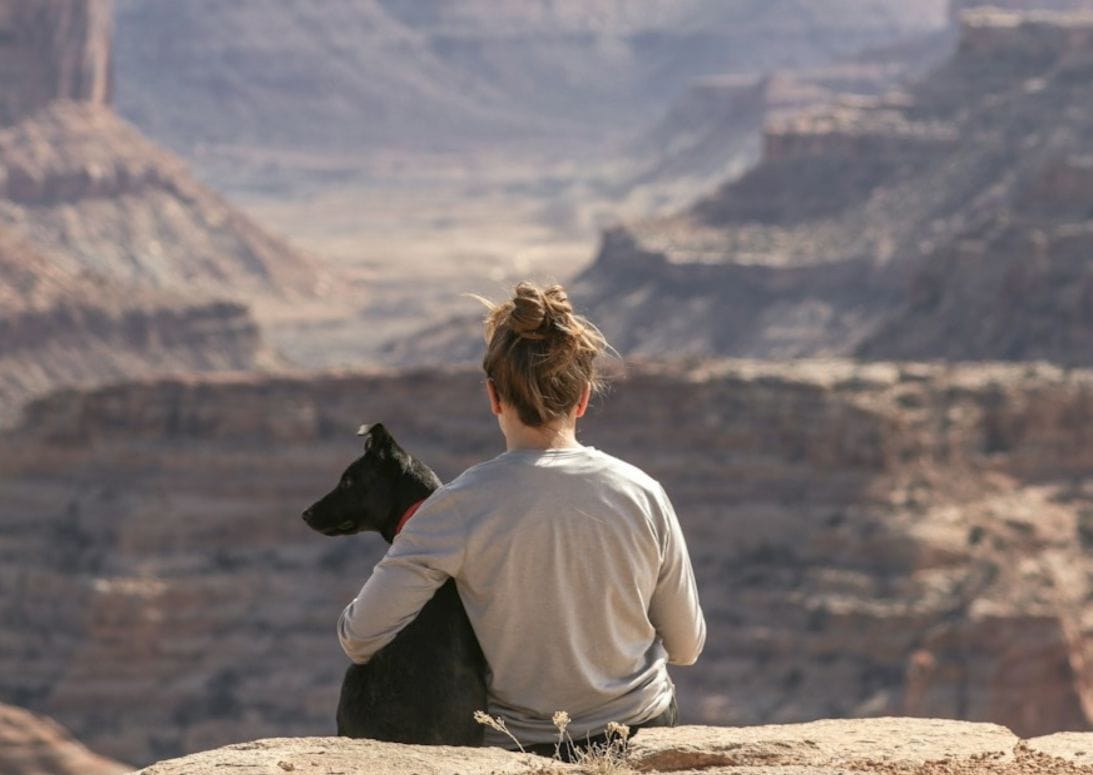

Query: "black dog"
left=302, top=423, right=486, bottom=745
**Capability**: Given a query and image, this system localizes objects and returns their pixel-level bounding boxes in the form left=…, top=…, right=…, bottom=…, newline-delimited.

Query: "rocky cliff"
left=133, top=720, right=1093, bottom=775
left=3, top=359, right=1093, bottom=765
left=0, top=0, right=333, bottom=426
left=0, top=100, right=318, bottom=297
left=571, top=8, right=1093, bottom=366
left=0, top=703, right=130, bottom=775
left=0, top=0, right=113, bottom=125
left=0, top=100, right=304, bottom=422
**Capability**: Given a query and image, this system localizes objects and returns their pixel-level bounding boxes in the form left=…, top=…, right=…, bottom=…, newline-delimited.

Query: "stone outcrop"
left=0, top=702, right=130, bottom=775
left=620, top=74, right=832, bottom=206
left=0, top=101, right=319, bottom=297
left=857, top=220, right=1093, bottom=364
left=571, top=7, right=1093, bottom=366
left=3, top=360, right=1093, bottom=764
left=0, top=0, right=113, bottom=125
left=0, top=2, right=334, bottom=425
left=0, top=104, right=293, bottom=426
left=136, top=720, right=1093, bottom=774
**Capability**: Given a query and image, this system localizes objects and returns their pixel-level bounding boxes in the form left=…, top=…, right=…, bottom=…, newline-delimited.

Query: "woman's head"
left=479, top=282, right=608, bottom=429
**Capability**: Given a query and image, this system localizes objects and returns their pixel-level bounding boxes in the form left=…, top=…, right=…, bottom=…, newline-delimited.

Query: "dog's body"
left=303, top=423, right=487, bottom=745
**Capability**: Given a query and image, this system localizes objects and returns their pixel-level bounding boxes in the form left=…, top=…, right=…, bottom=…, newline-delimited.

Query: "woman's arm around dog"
left=338, top=490, right=465, bottom=664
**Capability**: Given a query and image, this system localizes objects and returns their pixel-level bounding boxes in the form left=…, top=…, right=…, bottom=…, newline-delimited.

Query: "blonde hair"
left=477, top=282, right=608, bottom=428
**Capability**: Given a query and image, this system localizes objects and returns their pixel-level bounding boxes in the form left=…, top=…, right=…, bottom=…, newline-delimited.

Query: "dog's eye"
left=340, top=477, right=352, bottom=489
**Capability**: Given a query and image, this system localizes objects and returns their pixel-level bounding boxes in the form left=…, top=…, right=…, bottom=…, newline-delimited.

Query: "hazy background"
left=108, top=0, right=951, bottom=367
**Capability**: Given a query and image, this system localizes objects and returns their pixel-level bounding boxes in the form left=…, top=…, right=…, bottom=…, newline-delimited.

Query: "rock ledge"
left=135, top=719, right=1093, bottom=774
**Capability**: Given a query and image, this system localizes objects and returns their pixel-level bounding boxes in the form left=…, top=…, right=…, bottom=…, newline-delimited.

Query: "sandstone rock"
left=0, top=0, right=113, bottom=125
left=131, top=721, right=1093, bottom=775
left=627, top=718, right=1018, bottom=770
left=0, top=4, right=336, bottom=425
left=1027, top=733, right=1093, bottom=765
left=0, top=102, right=320, bottom=298
left=136, top=737, right=559, bottom=775
left=0, top=702, right=130, bottom=775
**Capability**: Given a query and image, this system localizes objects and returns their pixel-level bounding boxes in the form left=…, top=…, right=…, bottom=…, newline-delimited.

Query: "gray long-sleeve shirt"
left=338, top=445, right=706, bottom=746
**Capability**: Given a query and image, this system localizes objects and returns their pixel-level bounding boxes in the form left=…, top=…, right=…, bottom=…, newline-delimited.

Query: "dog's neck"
left=392, top=498, right=426, bottom=538
left=379, top=462, right=440, bottom=544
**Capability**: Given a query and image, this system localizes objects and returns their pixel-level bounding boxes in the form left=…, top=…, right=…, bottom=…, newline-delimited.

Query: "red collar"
left=393, top=498, right=426, bottom=537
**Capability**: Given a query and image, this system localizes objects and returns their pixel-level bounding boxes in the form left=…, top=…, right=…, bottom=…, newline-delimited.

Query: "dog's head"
left=302, top=423, right=429, bottom=538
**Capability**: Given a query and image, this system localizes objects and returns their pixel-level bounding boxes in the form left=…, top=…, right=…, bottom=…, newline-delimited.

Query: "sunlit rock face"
left=2, top=359, right=1093, bottom=765
left=130, top=719, right=1093, bottom=775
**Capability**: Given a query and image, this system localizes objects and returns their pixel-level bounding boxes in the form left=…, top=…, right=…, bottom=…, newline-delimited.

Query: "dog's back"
left=303, top=424, right=486, bottom=745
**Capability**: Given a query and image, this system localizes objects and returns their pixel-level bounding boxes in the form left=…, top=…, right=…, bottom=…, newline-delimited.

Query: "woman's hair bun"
left=509, top=282, right=572, bottom=341
left=477, top=280, right=611, bottom=428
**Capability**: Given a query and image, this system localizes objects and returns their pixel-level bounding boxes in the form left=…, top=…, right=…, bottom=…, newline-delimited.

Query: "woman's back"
left=392, top=445, right=702, bottom=745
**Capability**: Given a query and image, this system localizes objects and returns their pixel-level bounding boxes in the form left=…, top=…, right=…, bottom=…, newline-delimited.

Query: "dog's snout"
left=302, top=507, right=314, bottom=522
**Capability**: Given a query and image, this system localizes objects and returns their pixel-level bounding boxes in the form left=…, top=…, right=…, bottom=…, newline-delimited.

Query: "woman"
left=338, top=282, right=706, bottom=756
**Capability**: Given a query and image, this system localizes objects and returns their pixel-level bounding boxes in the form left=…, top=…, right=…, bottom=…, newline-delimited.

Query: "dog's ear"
left=358, top=422, right=391, bottom=452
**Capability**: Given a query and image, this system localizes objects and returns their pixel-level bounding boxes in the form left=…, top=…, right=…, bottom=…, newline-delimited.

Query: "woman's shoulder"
left=588, top=447, right=661, bottom=486
left=441, top=452, right=518, bottom=491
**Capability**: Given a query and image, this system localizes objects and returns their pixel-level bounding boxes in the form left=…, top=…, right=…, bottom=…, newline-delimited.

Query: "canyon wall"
left=567, top=8, right=1093, bottom=367
left=3, top=360, right=1093, bottom=765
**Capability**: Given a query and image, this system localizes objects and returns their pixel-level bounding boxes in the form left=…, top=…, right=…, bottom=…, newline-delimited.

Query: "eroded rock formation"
left=0, top=100, right=318, bottom=297
left=0, top=0, right=113, bottom=125
left=3, top=360, right=1093, bottom=764
left=572, top=8, right=1093, bottom=366
left=0, top=1, right=327, bottom=425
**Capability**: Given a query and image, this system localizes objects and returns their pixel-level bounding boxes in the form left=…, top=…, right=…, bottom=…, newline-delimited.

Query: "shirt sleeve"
left=337, top=491, right=467, bottom=664
left=647, top=485, right=706, bottom=665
